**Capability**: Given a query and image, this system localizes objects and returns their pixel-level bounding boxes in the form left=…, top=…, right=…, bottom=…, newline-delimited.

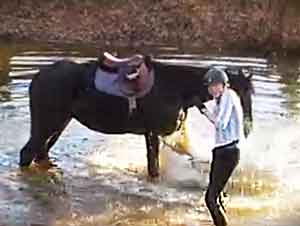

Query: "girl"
left=198, top=68, right=244, bottom=226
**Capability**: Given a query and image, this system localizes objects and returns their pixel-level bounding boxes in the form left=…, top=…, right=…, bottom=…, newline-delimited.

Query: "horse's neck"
left=153, top=62, right=208, bottom=96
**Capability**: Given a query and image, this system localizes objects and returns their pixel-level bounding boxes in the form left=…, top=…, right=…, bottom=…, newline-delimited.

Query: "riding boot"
left=211, top=204, right=228, bottom=226
left=205, top=191, right=228, bottom=226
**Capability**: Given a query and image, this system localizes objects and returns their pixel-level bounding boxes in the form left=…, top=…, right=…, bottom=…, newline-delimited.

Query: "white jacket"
left=204, top=88, right=244, bottom=148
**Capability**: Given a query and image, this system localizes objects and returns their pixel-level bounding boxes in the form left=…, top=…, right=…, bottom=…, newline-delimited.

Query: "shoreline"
left=0, top=1, right=300, bottom=56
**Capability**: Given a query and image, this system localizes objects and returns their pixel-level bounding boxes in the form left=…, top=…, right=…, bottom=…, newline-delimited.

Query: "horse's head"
left=225, top=67, right=254, bottom=137
left=181, top=66, right=254, bottom=137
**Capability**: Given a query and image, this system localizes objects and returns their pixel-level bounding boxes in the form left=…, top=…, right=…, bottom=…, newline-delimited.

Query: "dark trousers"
left=205, top=143, right=240, bottom=226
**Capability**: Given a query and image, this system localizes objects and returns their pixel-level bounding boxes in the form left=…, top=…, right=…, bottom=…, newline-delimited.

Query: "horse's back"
left=33, top=60, right=95, bottom=85
left=29, top=60, right=97, bottom=119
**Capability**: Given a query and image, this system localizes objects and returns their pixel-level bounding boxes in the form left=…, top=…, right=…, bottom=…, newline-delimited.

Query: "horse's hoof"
left=34, top=158, right=57, bottom=169
left=19, top=153, right=34, bottom=168
left=19, top=165, right=31, bottom=173
left=147, top=175, right=161, bottom=184
left=19, top=161, right=30, bottom=167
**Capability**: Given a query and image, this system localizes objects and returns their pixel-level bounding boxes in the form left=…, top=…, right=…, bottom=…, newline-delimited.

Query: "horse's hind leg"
left=19, top=117, right=70, bottom=167
left=19, top=89, right=71, bottom=167
left=20, top=63, right=76, bottom=167
left=34, top=119, right=71, bottom=163
left=19, top=135, right=47, bottom=167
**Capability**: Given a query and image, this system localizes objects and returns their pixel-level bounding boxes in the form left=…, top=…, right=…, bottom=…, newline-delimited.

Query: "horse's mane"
left=150, top=60, right=210, bottom=97
left=152, top=59, right=209, bottom=75
left=151, top=60, right=209, bottom=83
left=151, top=60, right=254, bottom=92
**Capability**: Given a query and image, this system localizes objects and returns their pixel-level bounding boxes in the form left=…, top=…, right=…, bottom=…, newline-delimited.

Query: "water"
left=1, top=40, right=300, bottom=226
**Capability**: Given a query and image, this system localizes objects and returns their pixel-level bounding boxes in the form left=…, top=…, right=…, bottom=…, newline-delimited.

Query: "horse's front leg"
left=144, top=131, right=160, bottom=178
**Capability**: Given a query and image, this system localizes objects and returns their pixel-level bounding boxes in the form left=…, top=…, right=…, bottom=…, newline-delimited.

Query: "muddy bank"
left=1, top=0, right=300, bottom=52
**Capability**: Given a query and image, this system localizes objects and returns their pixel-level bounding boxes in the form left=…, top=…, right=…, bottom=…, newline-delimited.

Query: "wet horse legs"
left=19, top=116, right=71, bottom=167
left=34, top=119, right=71, bottom=163
left=144, top=131, right=160, bottom=178
left=19, top=136, right=46, bottom=167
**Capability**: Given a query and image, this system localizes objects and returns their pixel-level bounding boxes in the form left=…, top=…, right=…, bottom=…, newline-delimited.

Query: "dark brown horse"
left=19, top=54, right=253, bottom=178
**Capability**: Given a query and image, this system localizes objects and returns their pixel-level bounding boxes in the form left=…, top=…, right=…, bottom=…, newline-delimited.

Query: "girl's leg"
left=205, top=147, right=239, bottom=226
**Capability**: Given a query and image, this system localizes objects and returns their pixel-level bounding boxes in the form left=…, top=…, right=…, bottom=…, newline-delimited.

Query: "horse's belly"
left=139, top=96, right=182, bottom=135
left=72, top=92, right=147, bottom=134
left=144, top=109, right=180, bottom=135
left=72, top=89, right=182, bottom=136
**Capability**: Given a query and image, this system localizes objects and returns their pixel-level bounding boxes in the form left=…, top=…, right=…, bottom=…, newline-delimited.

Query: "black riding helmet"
left=204, top=68, right=229, bottom=86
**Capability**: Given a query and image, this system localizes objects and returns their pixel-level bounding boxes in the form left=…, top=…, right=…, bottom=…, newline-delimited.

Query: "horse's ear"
left=241, top=68, right=253, bottom=80
left=144, top=55, right=153, bottom=71
left=225, top=68, right=239, bottom=76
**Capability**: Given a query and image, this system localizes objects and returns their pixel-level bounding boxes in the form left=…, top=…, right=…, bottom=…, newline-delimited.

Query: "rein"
left=159, top=108, right=192, bottom=156
left=159, top=137, right=193, bottom=157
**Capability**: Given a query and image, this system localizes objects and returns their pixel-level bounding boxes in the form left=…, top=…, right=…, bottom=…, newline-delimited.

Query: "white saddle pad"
left=94, top=68, right=126, bottom=97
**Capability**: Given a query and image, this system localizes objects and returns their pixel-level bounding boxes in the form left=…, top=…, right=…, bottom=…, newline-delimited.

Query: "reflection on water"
left=55, top=204, right=209, bottom=226
left=276, top=57, right=300, bottom=118
left=1, top=40, right=300, bottom=225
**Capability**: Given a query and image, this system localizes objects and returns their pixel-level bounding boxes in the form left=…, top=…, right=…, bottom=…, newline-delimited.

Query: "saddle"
left=103, top=52, right=154, bottom=97
left=95, top=52, right=154, bottom=113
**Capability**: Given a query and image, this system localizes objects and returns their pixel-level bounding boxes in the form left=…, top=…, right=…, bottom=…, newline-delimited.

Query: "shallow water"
left=1, top=40, right=300, bottom=226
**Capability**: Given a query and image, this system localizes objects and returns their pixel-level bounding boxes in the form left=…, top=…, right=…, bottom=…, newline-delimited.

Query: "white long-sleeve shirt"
left=203, top=88, right=244, bottom=148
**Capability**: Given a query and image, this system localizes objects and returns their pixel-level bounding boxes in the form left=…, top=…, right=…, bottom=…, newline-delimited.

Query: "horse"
left=19, top=53, right=254, bottom=178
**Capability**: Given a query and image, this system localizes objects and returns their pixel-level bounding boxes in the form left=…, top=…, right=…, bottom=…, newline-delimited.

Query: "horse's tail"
left=32, top=69, right=41, bottom=79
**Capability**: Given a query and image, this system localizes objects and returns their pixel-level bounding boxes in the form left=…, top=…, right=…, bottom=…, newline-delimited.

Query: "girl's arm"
left=192, top=97, right=216, bottom=124
left=199, top=105, right=216, bottom=124
left=215, top=90, right=234, bottom=130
